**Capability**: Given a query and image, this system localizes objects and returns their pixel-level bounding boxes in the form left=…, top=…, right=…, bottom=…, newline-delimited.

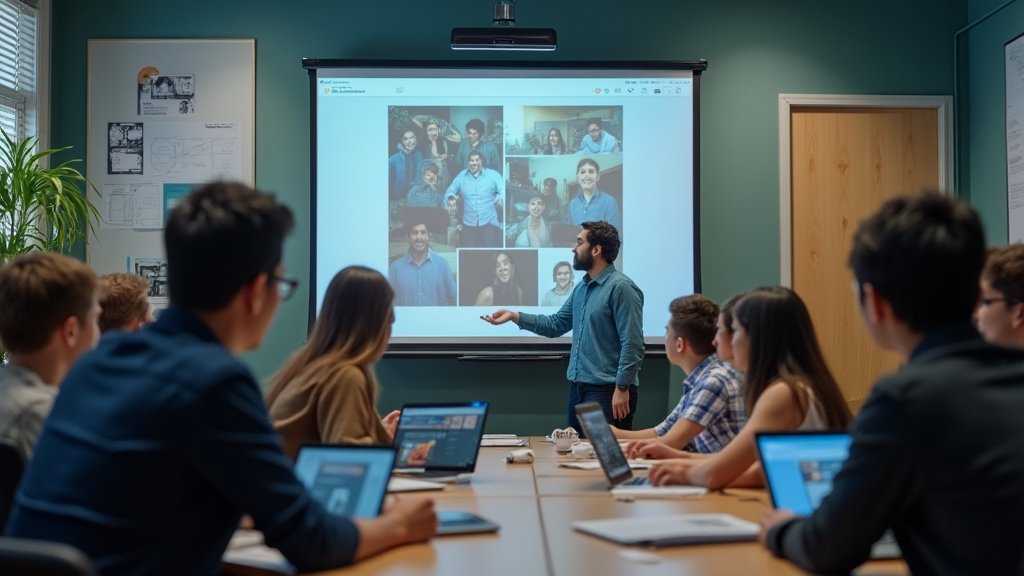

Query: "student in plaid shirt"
left=613, top=295, right=744, bottom=453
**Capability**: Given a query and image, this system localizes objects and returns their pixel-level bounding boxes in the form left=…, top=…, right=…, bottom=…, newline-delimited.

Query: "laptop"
left=755, top=431, right=901, bottom=559
left=392, top=401, right=489, bottom=481
left=293, top=444, right=395, bottom=518
left=574, top=402, right=707, bottom=498
left=295, top=443, right=497, bottom=536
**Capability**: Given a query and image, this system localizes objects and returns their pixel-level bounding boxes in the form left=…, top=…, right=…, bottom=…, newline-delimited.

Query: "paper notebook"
left=574, top=513, right=758, bottom=546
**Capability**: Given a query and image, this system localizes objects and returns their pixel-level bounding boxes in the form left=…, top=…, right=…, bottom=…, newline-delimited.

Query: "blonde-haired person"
left=97, top=273, right=154, bottom=333
left=642, top=286, right=852, bottom=489
left=267, top=266, right=400, bottom=460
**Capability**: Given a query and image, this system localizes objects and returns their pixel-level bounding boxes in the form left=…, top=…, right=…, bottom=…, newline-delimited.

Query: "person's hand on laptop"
left=647, top=458, right=699, bottom=486
left=354, top=496, right=437, bottom=560
left=381, top=410, right=401, bottom=440
left=757, top=509, right=797, bottom=545
left=627, top=439, right=690, bottom=460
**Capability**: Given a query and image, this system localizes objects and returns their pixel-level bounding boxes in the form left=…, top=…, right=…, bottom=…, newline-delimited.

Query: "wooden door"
left=790, top=106, right=940, bottom=412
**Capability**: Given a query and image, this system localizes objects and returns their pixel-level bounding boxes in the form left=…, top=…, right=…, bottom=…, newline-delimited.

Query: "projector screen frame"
left=302, top=59, right=706, bottom=357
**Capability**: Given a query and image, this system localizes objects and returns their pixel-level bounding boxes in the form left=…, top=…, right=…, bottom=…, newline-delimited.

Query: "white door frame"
left=778, top=94, right=954, bottom=286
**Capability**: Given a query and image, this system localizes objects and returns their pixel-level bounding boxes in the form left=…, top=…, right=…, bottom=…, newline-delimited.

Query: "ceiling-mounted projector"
left=450, top=27, right=557, bottom=51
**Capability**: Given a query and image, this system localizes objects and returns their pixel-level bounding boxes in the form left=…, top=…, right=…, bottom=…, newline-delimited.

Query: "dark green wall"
left=962, top=0, right=1023, bottom=243
left=51, top=0, right=967, bottom=434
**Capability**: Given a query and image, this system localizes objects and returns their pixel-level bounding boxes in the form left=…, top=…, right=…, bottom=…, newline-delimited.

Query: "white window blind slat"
left=0, top=0, right=35, bottom=140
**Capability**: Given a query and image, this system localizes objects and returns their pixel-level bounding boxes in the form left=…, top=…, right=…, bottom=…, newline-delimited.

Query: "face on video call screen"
left=310, top=63, right=699, bottom=349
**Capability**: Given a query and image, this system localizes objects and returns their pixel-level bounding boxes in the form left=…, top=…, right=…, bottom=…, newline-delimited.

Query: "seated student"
left=711, top=292, right=744, bottom=364
left=644, top=286, right=852, bottom=489
left=624, top=291, right=746, bottom=459
left=97, top=272, right=154, bottom=333
left=612, top=295, right=744, bottom=454
left=0, top=253, right=101, bottom=461
left=976, top=244, right=1024, bottom=347
left=761, top=194, right=1024, bottom=575
left=5, top=182, right=436, bottom=575
left=267, top=266, right=401, bottom=460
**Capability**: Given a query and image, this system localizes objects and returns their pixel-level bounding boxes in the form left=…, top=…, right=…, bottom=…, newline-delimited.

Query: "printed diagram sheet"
left=101, top=183, right=162, bottom=229
left=130, top=256, right=169, bottom=312
left=138, top=72, right=196, bottom=116
left=146, top=122, right=241, bottom=181
left=107, top=122, right=143, bottom=174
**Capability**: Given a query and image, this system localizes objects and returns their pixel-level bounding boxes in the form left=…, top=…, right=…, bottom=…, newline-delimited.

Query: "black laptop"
left=392, top=401, right=489, bottom=481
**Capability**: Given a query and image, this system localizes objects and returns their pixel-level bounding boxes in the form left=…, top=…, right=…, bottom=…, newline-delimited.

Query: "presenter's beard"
left=573, top=252, right=593, bottom=271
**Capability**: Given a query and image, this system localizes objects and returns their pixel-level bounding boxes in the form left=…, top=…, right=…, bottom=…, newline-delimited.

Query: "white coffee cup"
left=554, top=436, right=576, bottom=452
left=571, top=444, right=595, bottom=460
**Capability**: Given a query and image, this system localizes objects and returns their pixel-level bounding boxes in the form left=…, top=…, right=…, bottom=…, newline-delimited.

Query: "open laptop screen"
left=393, top=401, right=489, bottom=471
left=294, top=444, right=396, bottom=519
left=574, top=402, right=632, bottom=485
left=756, top=432, right=853, bottom=516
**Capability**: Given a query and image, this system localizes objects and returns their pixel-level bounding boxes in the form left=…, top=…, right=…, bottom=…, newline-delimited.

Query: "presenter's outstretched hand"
left=480, top=309, right=519, bottom=325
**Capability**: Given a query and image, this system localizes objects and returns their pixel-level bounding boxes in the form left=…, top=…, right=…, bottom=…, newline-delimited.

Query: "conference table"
left=224, top=437, right=908, bottom=576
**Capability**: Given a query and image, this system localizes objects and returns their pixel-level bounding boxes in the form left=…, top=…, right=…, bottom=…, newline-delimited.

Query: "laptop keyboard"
left=620, top=476, right=650, bottom=486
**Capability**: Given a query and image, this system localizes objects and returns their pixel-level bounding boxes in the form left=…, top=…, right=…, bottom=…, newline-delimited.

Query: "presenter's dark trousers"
left=567, top=382, right=638, bottom=437
left=461, top=223, right=501, bottom=247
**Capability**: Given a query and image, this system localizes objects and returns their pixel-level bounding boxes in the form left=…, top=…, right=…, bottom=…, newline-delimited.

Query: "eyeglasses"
left=273, top=276, right=300, bottom=301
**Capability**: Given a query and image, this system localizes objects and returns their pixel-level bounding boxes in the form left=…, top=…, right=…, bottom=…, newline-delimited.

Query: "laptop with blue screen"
left=293, top=444, right=395, bottom=518
left=755, top=431, right=900, bottom=559
left=392, top=401, right=489, bottom=480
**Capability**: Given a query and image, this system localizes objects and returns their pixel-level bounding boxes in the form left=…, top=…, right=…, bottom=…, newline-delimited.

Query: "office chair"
left=0, top=440, right=23, bottom=529
left=0, top=537, right=98, bottom=576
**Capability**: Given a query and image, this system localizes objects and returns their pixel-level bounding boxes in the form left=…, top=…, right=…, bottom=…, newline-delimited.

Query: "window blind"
left=0, top=0, right=36, bottom=140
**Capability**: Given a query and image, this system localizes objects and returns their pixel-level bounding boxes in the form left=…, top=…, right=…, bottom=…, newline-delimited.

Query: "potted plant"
left=0, top=130, right=99, bottom=362
left=0, top=130, right=100, bottom=264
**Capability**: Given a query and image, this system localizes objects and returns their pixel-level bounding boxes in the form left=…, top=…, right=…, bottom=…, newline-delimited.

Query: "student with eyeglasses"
left=976, top=244, right=1024, bottom=348
left=5, top=181, right=436, bottom=575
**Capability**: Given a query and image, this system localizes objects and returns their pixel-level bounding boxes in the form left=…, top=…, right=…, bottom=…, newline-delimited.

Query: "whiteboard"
left=1006, top=33, right=1024, bottom=242
left=86, top=39, right=255, bottom=276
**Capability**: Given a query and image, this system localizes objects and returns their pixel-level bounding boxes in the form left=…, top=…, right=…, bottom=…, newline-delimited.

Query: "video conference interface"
left=294, top=446, right=394, bottom=519
left=312, top=65, right=698, bottom=345
left=393, top=404, right=487, bottom=469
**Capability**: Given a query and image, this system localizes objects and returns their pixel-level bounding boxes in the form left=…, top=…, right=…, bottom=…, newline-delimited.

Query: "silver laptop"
left=573, top=402, right=706, bottom=498
left=392, top=401, right=489, bottom=481
left=755, top=431, right=901, bottom=559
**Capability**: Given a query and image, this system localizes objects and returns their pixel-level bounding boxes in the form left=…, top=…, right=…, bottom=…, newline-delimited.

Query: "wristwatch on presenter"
left=616, top=384, right=629, bottom=391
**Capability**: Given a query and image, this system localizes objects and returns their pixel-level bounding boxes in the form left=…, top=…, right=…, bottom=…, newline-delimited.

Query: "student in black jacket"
left=760, top=193, right=1024, bottom=575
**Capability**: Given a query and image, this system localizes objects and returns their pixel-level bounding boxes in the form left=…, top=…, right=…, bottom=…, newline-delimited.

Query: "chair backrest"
left=0, top=440, right=24, bottom=530
left=0, top=537, right=98, bottom=576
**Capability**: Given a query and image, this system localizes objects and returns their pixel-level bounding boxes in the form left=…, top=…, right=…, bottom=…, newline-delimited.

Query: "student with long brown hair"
left=267, top=265, right=399, bottom=460
left=642, top=286, right=852, bottom=489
